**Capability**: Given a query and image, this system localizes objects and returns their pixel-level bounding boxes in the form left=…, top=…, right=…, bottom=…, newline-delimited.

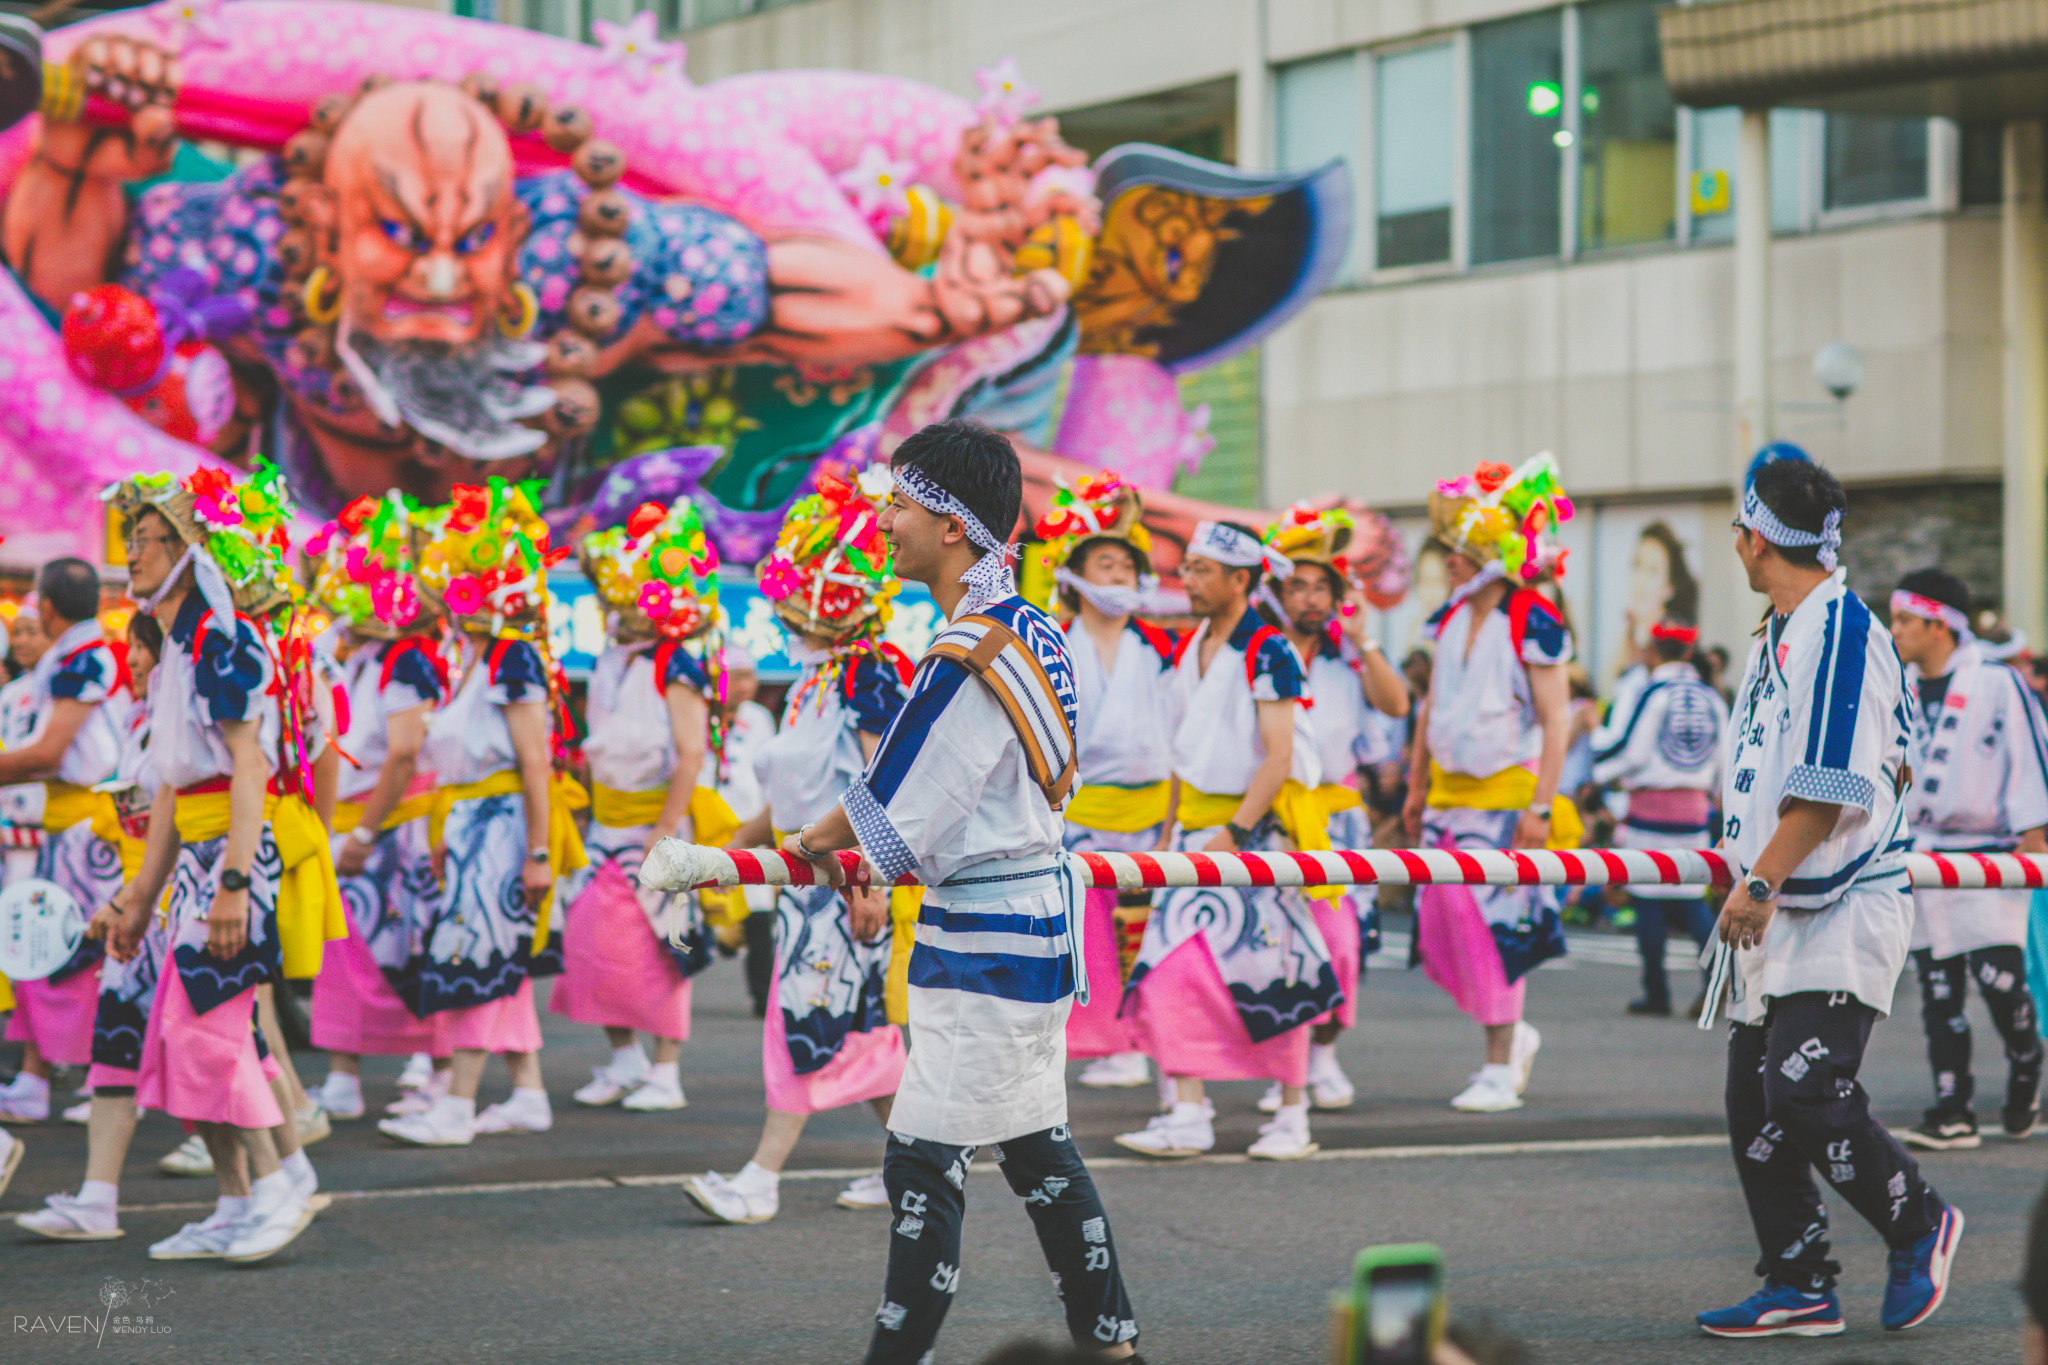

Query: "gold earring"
left=302, top=265, right=341, bottom=325
left=498, top=281, right=539, bottom=339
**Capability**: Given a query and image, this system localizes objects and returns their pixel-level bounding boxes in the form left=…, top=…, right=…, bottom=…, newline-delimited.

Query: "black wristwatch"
left=1222, top=821, right=1255, bottom=848
left=219, top=868, right=251, bottom=893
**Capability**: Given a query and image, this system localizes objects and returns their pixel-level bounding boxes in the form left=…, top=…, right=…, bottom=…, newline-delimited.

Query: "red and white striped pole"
left=640, top=842, right=2048, bottom=895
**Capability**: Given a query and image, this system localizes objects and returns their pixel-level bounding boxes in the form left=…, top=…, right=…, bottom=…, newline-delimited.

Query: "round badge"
left=0, top=877, right=85, bottom=982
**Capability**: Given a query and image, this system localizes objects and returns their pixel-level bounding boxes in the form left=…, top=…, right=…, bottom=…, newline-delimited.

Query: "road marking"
left=97, top=1133, right=1726, bottom=1216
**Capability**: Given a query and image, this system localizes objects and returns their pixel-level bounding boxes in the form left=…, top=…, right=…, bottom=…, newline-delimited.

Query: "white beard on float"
left=334, top=314, right=553, bottom=462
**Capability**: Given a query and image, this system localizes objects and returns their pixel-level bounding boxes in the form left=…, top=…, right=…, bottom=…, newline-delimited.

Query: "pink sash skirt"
left=135, top=970, right=285, bottom=1130
left=1065, top=890, right=1141, bottom=1058
left=762, top=1000, right=905, bottom=1115
left=444, top=977, right=544, bottom=1054
left=549, top=861, right=692, bottom=1039
left=1131, top=936, right=1311, bottom=1086
left=5, top=968, right=100, bottom=1067
left=311, top=919, right=445, bottom=1056
left=1416, top=883, right=1527, bottom=1026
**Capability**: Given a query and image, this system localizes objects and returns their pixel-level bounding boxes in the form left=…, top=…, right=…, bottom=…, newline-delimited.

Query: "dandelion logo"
left=95, top=1280, right=130, bottom=1347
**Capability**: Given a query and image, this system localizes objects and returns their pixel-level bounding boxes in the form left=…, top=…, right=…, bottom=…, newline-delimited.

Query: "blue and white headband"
left=1189, top=520, right=1294, bottom=580
left=1740, top=485, right=1842, bottom=572
left=892, top=462, right=1020, bottom=614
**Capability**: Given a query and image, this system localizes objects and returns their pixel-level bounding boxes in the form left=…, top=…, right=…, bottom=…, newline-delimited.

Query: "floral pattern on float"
left=167, top=826, right=284, bottom=1016
left=1124, top=816, right=1344, bottom=1043
left=32, top=821, right=121, bottom=981
left=774, top=882, right=892, bottom=1075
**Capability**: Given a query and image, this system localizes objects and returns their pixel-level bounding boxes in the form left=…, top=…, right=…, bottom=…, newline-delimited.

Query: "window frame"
left=1363, top=31, right=1468, bottom=284
left=1810, top=113, right=1957, bottom=229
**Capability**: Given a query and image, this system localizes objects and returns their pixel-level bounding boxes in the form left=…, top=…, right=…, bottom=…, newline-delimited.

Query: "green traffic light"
left=1526, top=81, right=1561, bottom=117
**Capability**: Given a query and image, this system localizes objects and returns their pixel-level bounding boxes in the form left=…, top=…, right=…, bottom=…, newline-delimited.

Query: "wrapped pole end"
left=639, top=838, right=727, bottom=892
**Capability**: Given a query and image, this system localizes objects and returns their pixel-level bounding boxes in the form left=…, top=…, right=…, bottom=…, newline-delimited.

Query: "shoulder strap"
left=1132, top=619, right=1176, bottom=666
left=1241, top=623, right=1280, bottom=691
left=925, top=614, right=1078, bottom=808
left=652, top=640, right=683, bottom=701
left=1504, top=588, right=1558, bottom=659
left=1172, top=627, right=1200, bottom=667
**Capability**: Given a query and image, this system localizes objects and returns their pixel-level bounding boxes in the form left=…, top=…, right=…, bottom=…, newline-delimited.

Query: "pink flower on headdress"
left=372, top=573, right=418, bottom=627
left=638, top=581, right=674, bottom=619
left=345, top=545, right=374, bottom=583
left=192, top=485, right=242, bottom=528
left=307, top=526, right=335, bottom=558
left=444, top=575, right=483, bottom=616
left=758, top=554, right=800, bottom=599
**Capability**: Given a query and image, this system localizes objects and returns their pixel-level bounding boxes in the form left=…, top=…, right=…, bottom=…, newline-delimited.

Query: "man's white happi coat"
left=1901, top=640, right=2048, bottom=959
left=1723, top=570, right=1916, bottom=1021
left=844, top=595, right=1081, bottom=1146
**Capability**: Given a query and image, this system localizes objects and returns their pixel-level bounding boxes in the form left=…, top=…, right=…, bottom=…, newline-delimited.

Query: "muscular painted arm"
left=0, top=699, right=91, bottom=783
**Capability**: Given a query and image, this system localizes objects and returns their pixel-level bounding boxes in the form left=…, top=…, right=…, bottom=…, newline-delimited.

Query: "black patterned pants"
left=1913, top=945, right=2044, bottom=1117
left=1725, top=991, right=1945, bottom=1291
left=862, top=1125, right=1138, bottom=1365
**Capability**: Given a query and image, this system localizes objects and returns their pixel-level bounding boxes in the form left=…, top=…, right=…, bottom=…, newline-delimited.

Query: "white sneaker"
left=378, top=1097, right=476, bottom=1147
left=684, top=1169, right=779, bottom=1224
left=1510, top=1022, right=1540, bottom=1095
left=385, top=1090, right=435, bottom=1117
left=396, top=1053, right=434, bottom=1091
left=148, top=1208, right=239, bottom=1260
left=17, top=1192, right=123, bottom=1241
left=1247, top=1103, right=1320, bottom=1160
left=223, top=1194, right=314, bottom=1264
left=0, top=1129, right=20, bottom=1200
left=1310, top=1073, right=1357, bottom=1110
left=159, top=1133, right=215, bottom=1176
left=1078, top=1052, right=1152, bottom=1088
left=1114, top=1101, right=1216, bottom=1158
left=573, top=1068, right=637, bottom=1107
left=475, top=1089, right=553, bottom=1134
left=296, top=1103, right=332, bottom=1147
left=620, top=1077, right=687, bottom=1112
left=836, top=1173, right=890, bottom=1210
left=1257, top=1081, right=1285, bottom=1114
left=0, top=1088, right=49, bottom=1122
left=1450, top=1064, right=1525, bottom=1113
left=313, top=1074, right=364, bottom=1121
left=61, top=1099, right=91, bottom=1125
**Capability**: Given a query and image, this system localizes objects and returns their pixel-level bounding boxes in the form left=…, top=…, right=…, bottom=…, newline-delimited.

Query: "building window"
left=1375, top=44, right=1456, bottom=269
left=1959, top=122, right=2003, bottom=206
left=1469, top=10, right=1564, bottom=265
left=1276, top=52, right=1363, bottom=281
left=1823, top=113, right=1929, bottom=210
left=1575, top=0, right=1674, bottom=251
left=1686, top=107, right=1812, bottom=241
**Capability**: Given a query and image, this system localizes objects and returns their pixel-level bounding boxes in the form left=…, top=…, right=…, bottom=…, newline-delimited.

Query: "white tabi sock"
left=78, top=1179, right=118, bottom=1207
left=611, top=1044, right=649, bottom=1077
left=735, top=1161, right=779, bottom=1193
left=440, top=1094, right=477, bottom=1121
left=281, top=1150, right=314, bottom=1186
left=322, top=1072, right=362, bottom=1105
left=8, top=1072, right=49, bottom=1100
left=643, top=1061, right=680, bottom=1090
left=251, top=1169, right=294, bottom=1212
left=1308, top=1042, right=1339, bottom=1077
left=214, top=1195, right=253, bottom=1224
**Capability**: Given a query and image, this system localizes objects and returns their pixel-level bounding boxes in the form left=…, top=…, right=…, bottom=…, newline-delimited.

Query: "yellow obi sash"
left=333, top=790, right=436, bottom=836
left=595, top=784, right=748, bottom=927
left=428, top=770, right=591, bottom=952
left=1176, top=782, right=1346, bottom=902
left=1424, top=762, right=1583, bottom=850
left=88, top=792, right=147, bottom=882
left=1064, top=780, right=1173, bottom=834
left=0, top=970, right=11, bottom=1012
left=172, top=788, right=346, bottom=979
left=883, top=886, right=926, bottom=1026
left=42, top=780, right=98, bottom=833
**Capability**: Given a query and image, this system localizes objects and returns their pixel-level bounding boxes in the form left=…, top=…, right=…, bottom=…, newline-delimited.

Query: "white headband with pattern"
left=1740, top=485, right=1842, bottom=572
left=1890, top=590, right=1970, bottom=639
left=1188, top=520, right=1294, bottom=580
left=892, top=462, right=1019, bottom=615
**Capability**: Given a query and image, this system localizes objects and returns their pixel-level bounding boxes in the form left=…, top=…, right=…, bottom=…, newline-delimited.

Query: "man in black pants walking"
left=1700, top=455, right=1962, bottom=1339
left=1889, top=567, right=2048, bottom=1149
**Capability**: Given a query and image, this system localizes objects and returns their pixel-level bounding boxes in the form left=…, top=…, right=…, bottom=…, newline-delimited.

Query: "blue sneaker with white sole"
left=1882, top=1203, right=1964, bottom=1331
left=1697, top=1283, right=1846, bottom=1337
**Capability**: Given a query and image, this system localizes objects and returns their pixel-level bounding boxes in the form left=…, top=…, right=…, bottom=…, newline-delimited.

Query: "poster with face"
left=1587, top=505, right=1705, bottom=688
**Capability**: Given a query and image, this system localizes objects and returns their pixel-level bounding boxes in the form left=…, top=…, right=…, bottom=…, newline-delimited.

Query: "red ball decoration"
left=123, top=341, right=234, bottom=445
left=626, top=502, right=666, bottom=539
left=62, top=285, right=166, bottom=393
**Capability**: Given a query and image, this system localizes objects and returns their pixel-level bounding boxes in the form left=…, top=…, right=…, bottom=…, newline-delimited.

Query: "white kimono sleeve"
left=1998, top=665, right=2048, bottom=838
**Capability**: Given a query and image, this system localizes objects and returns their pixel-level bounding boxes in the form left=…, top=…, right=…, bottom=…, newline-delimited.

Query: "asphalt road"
left=1, top=926, right=2040, bottom=1364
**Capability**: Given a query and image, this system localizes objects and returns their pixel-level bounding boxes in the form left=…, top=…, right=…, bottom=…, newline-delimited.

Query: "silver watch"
left=525, top=848, right=550, bottom=866
left=1743, top=875, right=1777, bottom=903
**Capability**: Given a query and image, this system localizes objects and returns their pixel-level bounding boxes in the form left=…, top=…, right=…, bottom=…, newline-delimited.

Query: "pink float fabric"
left=1131, top=936, right=1310, bottom=1086
left=443, top=978, right=543, bottom=1054
left=762, top=998, right=904, bottom=1115
left=135, top=971, right=285, bottom=1130
left=4, top=969, right=101, bottom=1066
left=548, top=861, right=691, bottom=1040
left=1311, top=898, right=1361, bottom=1030
left=1415, top=883, right=1527, bottom=1027
left=311, top=919, right=444, bottom=1056
left=1065, top=889, right=1141, bottom=1059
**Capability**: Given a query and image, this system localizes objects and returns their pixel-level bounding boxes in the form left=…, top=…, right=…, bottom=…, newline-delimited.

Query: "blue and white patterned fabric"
left=152, top=590, right=279, bottom=791
left=92, top=913, right=166, bottom=1073
left=773, top=881, right=892, bottom=1074
left=843, top=594, right=1079, bottom=1146
left=1592, top=661, right=1729, bottom=797
left=1419, top=806, right=1567, bottom=983
left=1724, top=569, right=1916, bottom=1021
left=411, top=792, right=540, bottom=1015
left=31, top=618, right=132, bottom=788
left=167, top=827, right=284, bottom=1016
left=336, top=819, right=439, bottom=985
left=32, top=823, right=119, bottom=982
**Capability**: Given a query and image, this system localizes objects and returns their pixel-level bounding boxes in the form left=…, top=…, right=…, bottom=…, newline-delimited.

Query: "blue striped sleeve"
left=48, top=647, right=109, bottom=704
left=1251, top=634, right=1305, bottom=702
left=845, top=654, right=909, bottom=735
left=663, top=645, right=709, bottom=694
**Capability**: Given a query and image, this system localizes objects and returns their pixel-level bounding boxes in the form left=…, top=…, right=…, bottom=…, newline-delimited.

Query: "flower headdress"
left=1034, top=470, right=1151, bottom=575
left=101, top=460, right=300, bottom=622
left=416, top=478, right=567, bottom=640
left=1427, top=453, right=1575, bottom=582
left=306, top=491, right=440, bottom=639
left=1262, top=504, right=1354, bottom=577
left=580, top=498, right=721, bottom=643
left=757, top=470, right=901, bottom=645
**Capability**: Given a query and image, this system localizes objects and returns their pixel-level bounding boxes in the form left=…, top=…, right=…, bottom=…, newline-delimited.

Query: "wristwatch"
left=219, top=868, right=251, bottom=893
left=348, top=824, right=377, bottom=847
left=1744, top=875, right=1778, bottom=903
left=1222, top=821, right=1255, bottom=848
left=796, top=823, right=826, bottom=861
left=525, top=848, right=550, bottom=866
